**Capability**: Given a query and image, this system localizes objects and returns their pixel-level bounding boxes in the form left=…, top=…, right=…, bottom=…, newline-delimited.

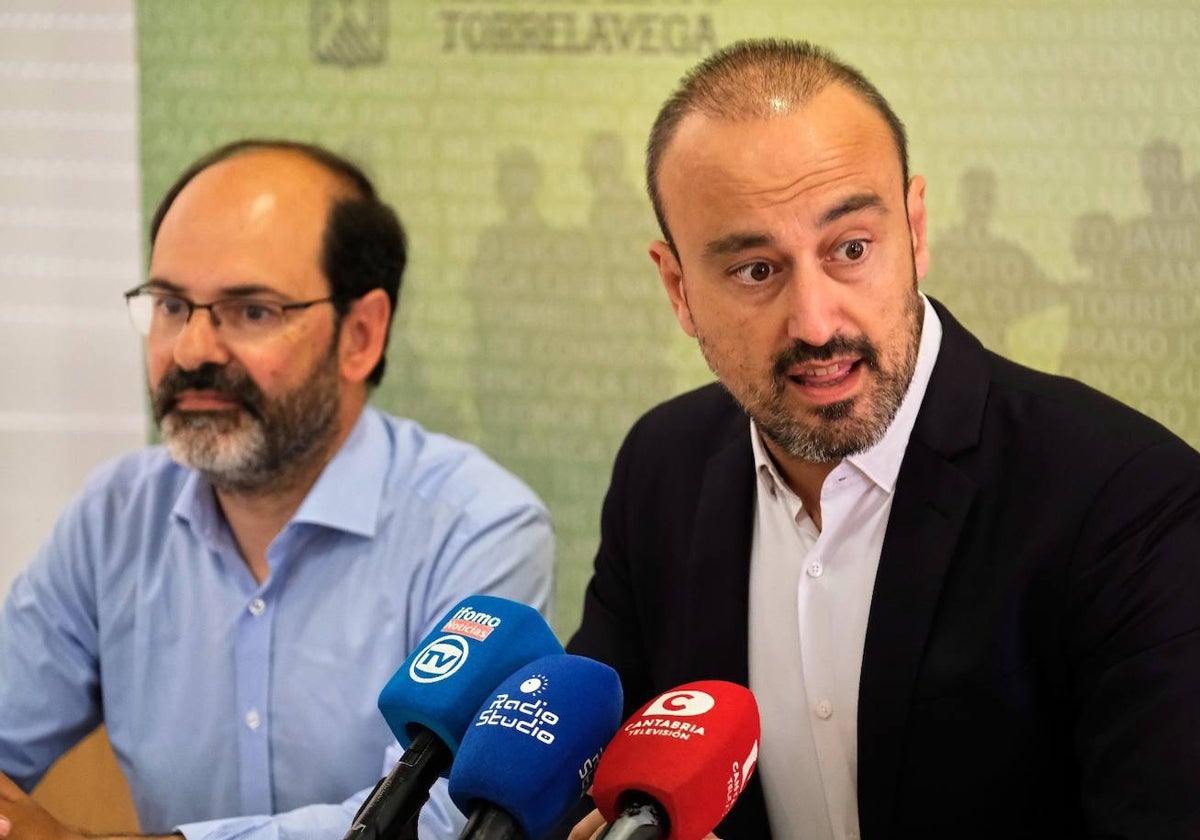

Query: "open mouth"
left=788, top=360, right=858, bottom=388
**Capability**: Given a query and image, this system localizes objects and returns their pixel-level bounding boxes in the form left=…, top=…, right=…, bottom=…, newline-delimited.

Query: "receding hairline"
left=164, top=148, right=356, bottom=222
left=645, top=39, right=909, bottom=247
left=149, top=139, right=377, bottom=245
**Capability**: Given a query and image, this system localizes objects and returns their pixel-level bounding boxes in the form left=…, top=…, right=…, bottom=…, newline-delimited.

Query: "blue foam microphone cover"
left=377, top=596, right=563, bottom=766
left=448, top=653, right=624, bottom=840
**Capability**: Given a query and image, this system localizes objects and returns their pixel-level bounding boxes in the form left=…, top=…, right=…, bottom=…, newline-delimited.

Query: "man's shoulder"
left=374, top=410, right=549, bottom=517
left=929, top=301, right=1196, bottom=466
left=628, top=381, right=745, bottom=448
left=75, top=445, right=191, bottom=511
left=606, top=382, right=748, bottom=490
left=985, top=353, right=1193, bottom=458
left=30, top=446, right=190, bottom=576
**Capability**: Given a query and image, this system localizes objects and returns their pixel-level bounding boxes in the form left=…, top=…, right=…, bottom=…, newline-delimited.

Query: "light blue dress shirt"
left=0, top=406, right=555, bottom=840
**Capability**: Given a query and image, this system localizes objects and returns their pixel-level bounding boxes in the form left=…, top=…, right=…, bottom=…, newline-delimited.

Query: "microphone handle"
left=458, top=804, right=524, bottom=840
left=342, top=727, right=453, bottom=840
left=596, top=797, right=667, bottom=840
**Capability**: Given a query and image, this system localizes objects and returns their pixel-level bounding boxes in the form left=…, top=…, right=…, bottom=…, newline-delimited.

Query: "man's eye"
left=833, top=239, right=869, bottom=261
left=155, top=295, right=188, bottom=317
left=732, top=262, right=775, bottom=283
left=238, top=302, right=278, bottom=323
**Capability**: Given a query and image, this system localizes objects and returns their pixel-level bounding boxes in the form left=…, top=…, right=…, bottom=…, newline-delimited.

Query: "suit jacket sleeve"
left=1067, top=437, right=1200, bottom=834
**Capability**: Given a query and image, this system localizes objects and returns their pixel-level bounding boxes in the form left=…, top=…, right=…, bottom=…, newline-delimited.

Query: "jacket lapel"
left=857, top=302, right=989, bottom=840
left=673, top=424, right=758, bottom=688
left=678, top=412, right=773, bottom=839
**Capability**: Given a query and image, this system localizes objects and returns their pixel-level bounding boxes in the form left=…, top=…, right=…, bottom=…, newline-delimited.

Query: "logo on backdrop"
left=409, top=635, right=470, bottom=683
left=311, top=0, right=387, bottom=67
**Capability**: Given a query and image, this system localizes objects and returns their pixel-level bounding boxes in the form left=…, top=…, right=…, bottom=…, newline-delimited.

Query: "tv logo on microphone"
left=408, top=635, right=471, bottom=683
left=644, top=689, right=715, bottom=717
left=442, top=605, right=503, bottom=641
left=623, top=689, right=715, bottom=741
left=473, top=674, right=560, bottom=744
left=725, top=739, right=759, bottom=811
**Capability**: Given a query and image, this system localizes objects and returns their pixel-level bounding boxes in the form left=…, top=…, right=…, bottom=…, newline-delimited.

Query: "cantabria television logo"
left=644, top=689, right=716, bottom=717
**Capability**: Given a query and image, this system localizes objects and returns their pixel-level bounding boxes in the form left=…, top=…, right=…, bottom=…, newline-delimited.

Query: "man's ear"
left=338, top=288, right=391, bottom=384
left=906, top=175, right=930, bottom=281
left=649, top=240, right=697, bottom=337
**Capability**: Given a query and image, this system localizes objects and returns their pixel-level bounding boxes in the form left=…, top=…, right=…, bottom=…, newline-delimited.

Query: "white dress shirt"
left=748, top=296, right=943, bottom=840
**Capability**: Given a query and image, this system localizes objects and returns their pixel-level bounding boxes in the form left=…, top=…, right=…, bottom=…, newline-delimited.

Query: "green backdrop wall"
left=138, top=0, right=1200, bottom=637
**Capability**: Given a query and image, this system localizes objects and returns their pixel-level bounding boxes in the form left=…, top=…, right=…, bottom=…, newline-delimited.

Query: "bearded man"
left=0, top=140, right=553, bottom=840
left=566, top=40, right=1200, bottom=839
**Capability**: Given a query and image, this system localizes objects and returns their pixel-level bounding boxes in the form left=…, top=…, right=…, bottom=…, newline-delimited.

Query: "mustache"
left=773, top=334, right=879, bottom=378
left=152, top=363, right=264, bottom=421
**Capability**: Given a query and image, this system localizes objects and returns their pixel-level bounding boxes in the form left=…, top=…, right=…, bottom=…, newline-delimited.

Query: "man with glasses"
left=0, top=140, right=553, bottom=840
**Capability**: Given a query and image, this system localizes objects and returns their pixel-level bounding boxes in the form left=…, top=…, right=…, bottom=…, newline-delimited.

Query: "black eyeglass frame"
left=122, top=286, right=336, bottom=334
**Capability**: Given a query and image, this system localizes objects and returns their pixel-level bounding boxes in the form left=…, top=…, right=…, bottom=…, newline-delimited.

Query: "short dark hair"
left=149, top=138, right=407, bottom=386
left=646, top=39, right=910, bottom=249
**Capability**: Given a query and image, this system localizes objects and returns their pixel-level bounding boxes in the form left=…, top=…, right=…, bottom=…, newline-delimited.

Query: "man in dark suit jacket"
left=565, top=39, right=1200, bottom=839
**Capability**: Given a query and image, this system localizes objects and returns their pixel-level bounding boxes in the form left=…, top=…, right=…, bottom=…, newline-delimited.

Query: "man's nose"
left=784, top=270, right=844, bottom=349
left=172, top=307, right=231, bottom=371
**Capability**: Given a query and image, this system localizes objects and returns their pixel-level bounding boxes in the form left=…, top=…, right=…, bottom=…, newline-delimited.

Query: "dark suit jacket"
left=566, top=302, right=1200, bottom=839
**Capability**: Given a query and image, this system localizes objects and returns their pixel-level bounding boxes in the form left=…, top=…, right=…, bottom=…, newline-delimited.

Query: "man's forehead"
left=184, top=148, right=346, bottom=205
left=155, top=152, right=342, bottom=249
left=149, top=149, right=336, bottom=295
left=663, top=85, right=896, bottom=174
left=656, top=95, right=902, bottom=232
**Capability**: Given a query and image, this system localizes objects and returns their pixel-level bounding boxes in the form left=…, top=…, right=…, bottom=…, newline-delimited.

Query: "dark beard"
left=153, top=355, right=340, bottom=494
left=750, top=289, right=923, bottom=463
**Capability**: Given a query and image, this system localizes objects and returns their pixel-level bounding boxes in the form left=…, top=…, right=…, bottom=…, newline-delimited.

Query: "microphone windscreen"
left=377, top=596, right=563, bottom=763
left=592, top=681, right=760, bottom=840
left=448, top=654, right=624, bottom=840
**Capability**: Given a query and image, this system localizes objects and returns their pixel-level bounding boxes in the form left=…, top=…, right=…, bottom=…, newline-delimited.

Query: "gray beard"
left=703, top=289, right=923, bottom=464
left=156, top=352, right=341, bottom=494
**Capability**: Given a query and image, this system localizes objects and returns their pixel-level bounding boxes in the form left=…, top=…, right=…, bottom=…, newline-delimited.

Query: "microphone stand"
left=597, top=794, right=669, bottom=840
left=343, top=729, right=453, bottom=840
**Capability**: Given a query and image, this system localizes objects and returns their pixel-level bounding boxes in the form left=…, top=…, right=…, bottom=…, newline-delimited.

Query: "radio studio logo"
left=474, top=673, right=560, bottom=744
left=408, top=635, right=470, bottom=683
left=442, top=605, right=503, bottom=642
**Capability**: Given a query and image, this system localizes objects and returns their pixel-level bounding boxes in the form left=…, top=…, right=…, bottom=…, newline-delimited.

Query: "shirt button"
left=815, top=700, right=833, bottom=720
left=248, top=598, right=266, bottom=616
left=807, top=561, right=824, bottom=578
left=245, top=709, right=261, bottom=730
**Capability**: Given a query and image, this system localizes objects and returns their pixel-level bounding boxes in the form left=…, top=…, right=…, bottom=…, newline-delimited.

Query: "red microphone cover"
left=592, top=680, right=760, bottom=840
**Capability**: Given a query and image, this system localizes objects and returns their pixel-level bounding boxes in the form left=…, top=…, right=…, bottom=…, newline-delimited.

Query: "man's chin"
left=160, top=407, right=250, bottom=435
left=162, top=432, right=269, bottom=489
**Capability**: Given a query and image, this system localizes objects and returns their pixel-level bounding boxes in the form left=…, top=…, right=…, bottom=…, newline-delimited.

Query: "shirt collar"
left=171, top=406, right=388, bottom=540
left=290, top=406, right=388, bottom=537
left=752, top=293, right=943, bottom=497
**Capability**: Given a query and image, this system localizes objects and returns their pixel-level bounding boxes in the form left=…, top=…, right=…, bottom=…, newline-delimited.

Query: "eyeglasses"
left=124, top=287, right=334, bottom=343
